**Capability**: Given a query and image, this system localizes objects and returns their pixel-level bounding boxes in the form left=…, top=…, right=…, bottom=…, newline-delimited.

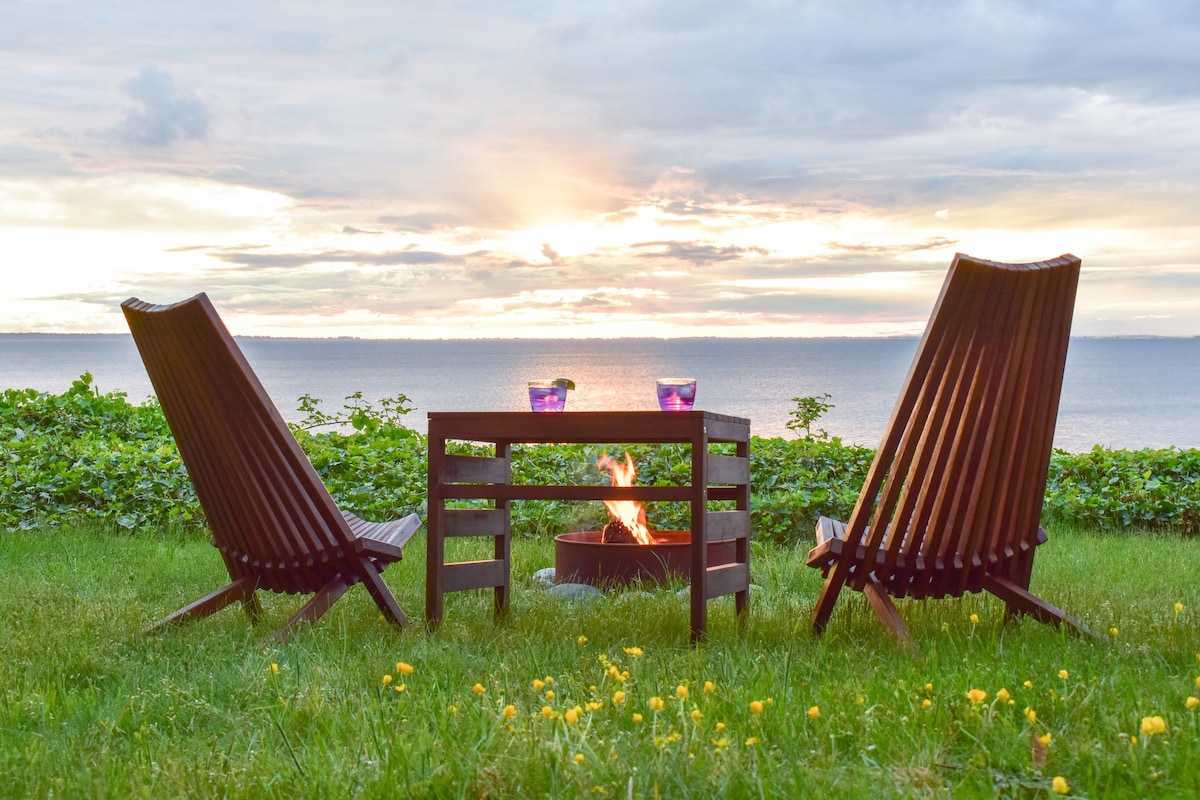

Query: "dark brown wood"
left=122, top=293, right=421, bottom=638
left=425, top=410, right=751, bottom=643
left=806, top=254, right=1091, bottom=640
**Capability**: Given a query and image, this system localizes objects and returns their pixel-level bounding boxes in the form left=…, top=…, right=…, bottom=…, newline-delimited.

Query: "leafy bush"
left=4, top=375, right=1199, bottom=543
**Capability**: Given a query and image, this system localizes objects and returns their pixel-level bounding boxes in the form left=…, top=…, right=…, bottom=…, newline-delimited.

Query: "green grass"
left=3, top=525, right=1200, bottom=798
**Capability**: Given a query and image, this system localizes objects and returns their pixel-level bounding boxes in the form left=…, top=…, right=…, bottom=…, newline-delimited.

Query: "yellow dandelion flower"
left=1109, top=627, right=1119, bottom=637
left=565, top=707, right=581, bottom=725
left=712, top=737, right=730, bottom=748
left=1058, top=670, right=1069, bottom=679
left=745, top=737, right=759, bottom=745
left=749, top=700, right=764, bottom=714
left=1052, top=775, right=1070, bottom=795
left=613, top=690, right=627, bottom=705
left=1195, top=675, right=1200, bottom=689
left=503, top=704, right=517, bottom=719
left=578, top=635, right=588, bottom=645
left=394, top=684, right=406, bottom=693
left=472, top=683, right=485, bottom=695
left=449, top=705, right=458, bottom=715
left=545, top=690, right=555, bottom=700
left=969, top=613, right=979, bottom=624
left=676, top=685, right=688, bottom=700
left=624, top=646, right=643, bottom=658
left=632, top=713, right=644, bottom=723
left=1176, top=602, right=1184, bottom=613
left=545, top=676, right=554, bottom=684
left=396, top=662, right=414, bottom=675
left=704, top=681, right=715, bottom=693
left=588, top=701, right=603, bottom=712
left=268, top=663, right=280, bottom=674
left=925, top=682, right=933, bottom=692
left=589, top=685, right=597, bottom=692
left=1025, top=707, right=1037, bottom=724
left=767, top=698, right=774, bottom=706
left=967, top=689, right=987, bottom=704
left=922, top=699, right=932, bottom=709
left=573, top=753, right=585, bottom=765
left=1141, top=715, right=1166, bottom=736
left=541, top=705, right=554, bottom=718
left=691, top=709, right=702, bottom=723
left=1024, top=680, right=1033, bottom=690
left=1039, top=733, right=1053, bottom=746
left=807, top=706, right=820, bottom=719
left=997, top=688, right=1011, bottom=702
left=533, top=679, right=545, bottom=691
left=382, top=674, right=393, bottom=685
left=649, top=696, right=664, bottom=711
left=1187, top=696, right=1200, bottom=710
left=715, top=722, right=726, bottom=732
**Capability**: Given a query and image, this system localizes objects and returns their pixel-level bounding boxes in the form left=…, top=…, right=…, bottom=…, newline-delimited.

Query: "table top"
left=426, top=410, right=751, bottom=444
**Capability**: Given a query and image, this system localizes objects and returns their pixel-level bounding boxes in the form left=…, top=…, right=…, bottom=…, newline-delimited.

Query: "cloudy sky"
left=3, top=1, right=1199, bottom=338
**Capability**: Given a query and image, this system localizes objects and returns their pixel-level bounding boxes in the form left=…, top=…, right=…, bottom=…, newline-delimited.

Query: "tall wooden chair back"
left=123, top=293, right=419, bottom=638
left=807, top=254, right=1091, bottom=640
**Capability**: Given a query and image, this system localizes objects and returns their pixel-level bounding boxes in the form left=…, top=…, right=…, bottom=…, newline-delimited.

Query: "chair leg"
left=862, top=575, right=911, bottom=642
left=983, top=575, right=1097, bottom=638
left=276, top=577, right=350, bottom=639
left=355, top=559, right=410, bottom=628
left=144, top=575, right=258, bottom=634
left=811, top=569, right=847, bottom=634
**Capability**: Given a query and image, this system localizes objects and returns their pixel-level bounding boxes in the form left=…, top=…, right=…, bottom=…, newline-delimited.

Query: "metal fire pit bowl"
left=554, top=530, right=736, bottom=588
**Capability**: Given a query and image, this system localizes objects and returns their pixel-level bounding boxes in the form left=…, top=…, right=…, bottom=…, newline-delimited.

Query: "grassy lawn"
left=2, top=524, right=1199, bottom=798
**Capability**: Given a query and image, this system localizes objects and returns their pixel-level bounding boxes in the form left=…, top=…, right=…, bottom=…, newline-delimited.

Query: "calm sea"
left=1, top=334, right=1197, bottom=452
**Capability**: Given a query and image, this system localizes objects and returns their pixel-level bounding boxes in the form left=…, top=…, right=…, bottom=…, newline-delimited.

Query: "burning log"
left=602, top=519, right=640, bottom=544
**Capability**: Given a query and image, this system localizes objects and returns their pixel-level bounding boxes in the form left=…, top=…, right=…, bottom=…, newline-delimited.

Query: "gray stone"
left=530, top=567, right=558, bottom=588
left=548, top=582, right=605, bottom=602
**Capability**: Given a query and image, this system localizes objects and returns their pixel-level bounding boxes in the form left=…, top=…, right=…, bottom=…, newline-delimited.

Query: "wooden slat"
left=705, top=510, right=749, bottom=542
left=441, top=560, right=508, bottom=592
left=437, top=485, right=695, bottom=502
left=442, top=455, right=509, bottom=484
left=442, top=509, right=508, bottom=538
left=704, top=563, right=750, bottom=599
left=707, top=455, right=749, bottom=485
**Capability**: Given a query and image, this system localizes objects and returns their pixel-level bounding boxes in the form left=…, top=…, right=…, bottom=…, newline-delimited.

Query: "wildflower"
left=807, top=706, right=820, bottom=719
left=969, top=613, right=979, bottom=624
left=396, top=662, right=414, bottom=675
left=749, top=700, right=764, bottom=714
left=541, top=706, right=554, bottom=718
left=925, top=682, right=933, bottom=692
left=632, top=713, right=644, bottom=723
left=449, top=705, right=458, bottom=715
left=545, top=676, right=554, bottom=684
left=545, top=690, right=555, bottom=700
left=1025, top=707, right=1037, bottom=724
left=1130, top=736, right=1138, bottom=746
left=1195, top=675, right=1200, bottom=689
left=922, top=699, right=932, bottom=710
left=997, top=688, right=1011, bottom=702
left=624, top=646, right=644, bottom=658
left=503, top=704, right=517, bottom=719
left=649, top=696, right=664, bottom=711
left=967, top=689, right=987, bottom=704
left=1187, top=696, right=1199, bottom=710
left=613, top=690, right=627, bottom=705
left=745, top=737, right=759, bottom=745
left=767, top=698, right=774, bottom=706
left=533, top=679, right=546, bottom=691
left=715, top=722, right=726, bottom=732
left=473, top=683, right=485, bottom=695
left=691, top=709, right=702, bottom=723
left=382, top=674, right=393, bottom=685
left=268, top=663, right=280, bottom=674
left=587, top=701, right=603, bottom=712
left=573, top=753, right=585, bottom=765
left=1109, top=627, right=1119, bottom=637
left=1058, top=670, right=1069, bottom=680
left=1141, top=716, right=1166, bottom=736
left=704, top=681, right=715, bottom=693
left=565, top=707, right=581, bottom=725
left=676, top=685, right=688, bottom=700
left=1176, top=602, right=1184, bottom=613
left=578, top=635, right=588, bottom=645
left=394, top=684, right=406, bottom=693
left=712, top=737, right=730, bottom=748
left=1052, top=776, right=1070, bottom=795
left=1024, top=680, right=1033, bottom=690
left=1039, top=733, right=1053, bottom=746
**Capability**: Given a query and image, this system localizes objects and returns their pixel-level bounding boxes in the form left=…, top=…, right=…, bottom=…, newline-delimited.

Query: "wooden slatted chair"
left=123, top=293, right=421, bottom=638
left=807, top=253, right=1091, bottom=640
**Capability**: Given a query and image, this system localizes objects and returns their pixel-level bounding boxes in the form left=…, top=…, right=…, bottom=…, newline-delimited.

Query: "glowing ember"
left=597, top=452, right=655, bottom=545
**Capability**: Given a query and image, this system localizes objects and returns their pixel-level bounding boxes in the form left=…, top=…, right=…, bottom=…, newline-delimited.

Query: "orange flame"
left=597, top=452, right=654, bottom=544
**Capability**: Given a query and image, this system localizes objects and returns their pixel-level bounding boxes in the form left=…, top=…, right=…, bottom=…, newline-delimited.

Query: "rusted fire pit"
left=555, top=530, right=736, bottom=588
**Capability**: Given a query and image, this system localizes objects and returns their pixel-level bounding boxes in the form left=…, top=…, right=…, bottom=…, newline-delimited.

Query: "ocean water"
left=1, top=334, right=1197, bottom=452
